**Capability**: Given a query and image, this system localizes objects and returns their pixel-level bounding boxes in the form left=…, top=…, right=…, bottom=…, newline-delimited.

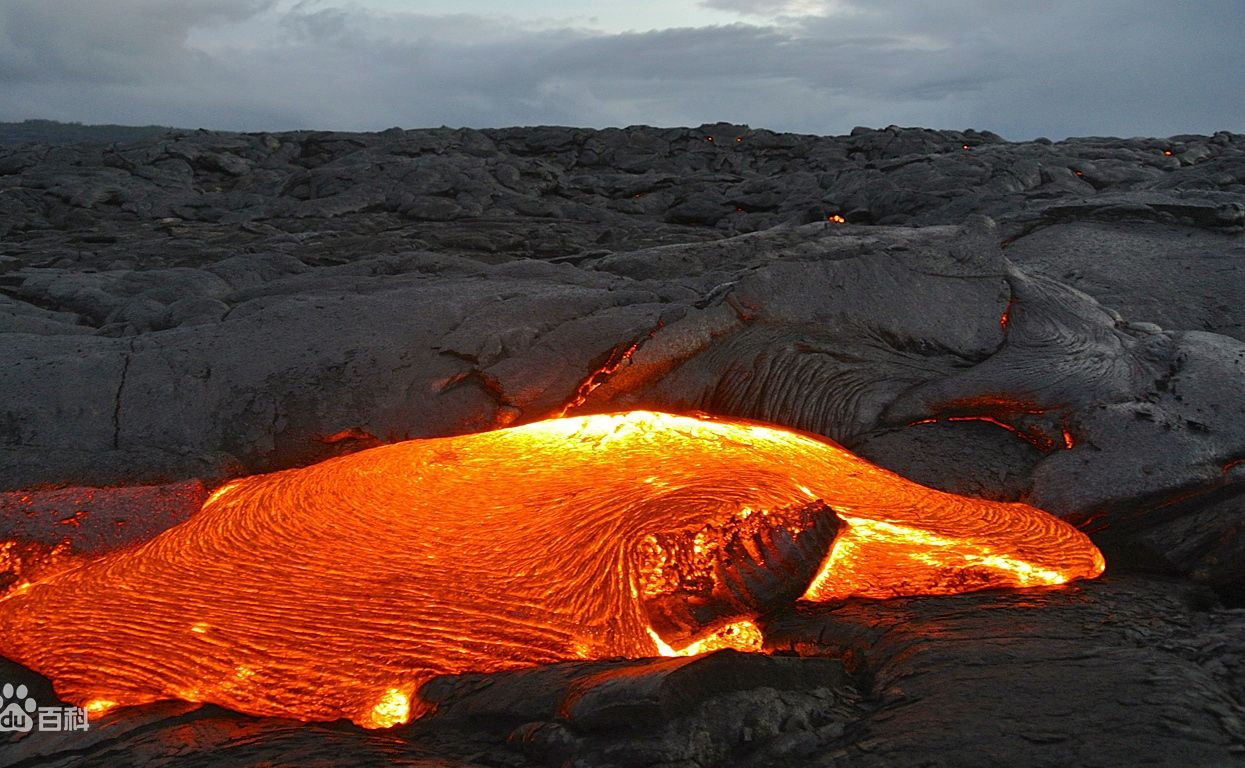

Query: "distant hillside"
left=0, top=119, right=178, bottom=146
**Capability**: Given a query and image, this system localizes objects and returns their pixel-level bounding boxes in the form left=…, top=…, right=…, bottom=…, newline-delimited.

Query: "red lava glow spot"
left=0, top=412, right=1104, bottom=727
left=827, top=214, right=847, bottom=224
left=911, top=413, right=1062, bottom=453
left=319, top=427, right=378, bottom=444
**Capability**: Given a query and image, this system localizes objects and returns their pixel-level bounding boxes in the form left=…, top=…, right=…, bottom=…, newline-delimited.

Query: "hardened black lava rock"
left=2, top=123, right=1245, bottom=767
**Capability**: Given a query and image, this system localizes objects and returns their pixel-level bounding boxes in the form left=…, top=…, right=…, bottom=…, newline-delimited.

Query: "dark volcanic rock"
left=1004, top=215, right=1245, bottom=341
left=4, top=577, right=1242, bottom=767
left=763, top=576, right=1245, bottom=767
left=2, top=124, right=1245, bottom=766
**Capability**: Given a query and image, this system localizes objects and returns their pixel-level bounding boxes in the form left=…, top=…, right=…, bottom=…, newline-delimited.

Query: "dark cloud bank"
left=0, top=0, right=1242, bottom=139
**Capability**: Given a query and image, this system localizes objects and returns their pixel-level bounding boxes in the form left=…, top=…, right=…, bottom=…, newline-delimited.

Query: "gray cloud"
left=0, top=0, right=1241, bottom=138
left=698, top=0, right=857, bottom=19
left=0, top=0, right=274, bottom=84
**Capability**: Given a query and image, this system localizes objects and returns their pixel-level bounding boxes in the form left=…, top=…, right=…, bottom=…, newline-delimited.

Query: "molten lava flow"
left=0, top=411, right=1103, bottom=728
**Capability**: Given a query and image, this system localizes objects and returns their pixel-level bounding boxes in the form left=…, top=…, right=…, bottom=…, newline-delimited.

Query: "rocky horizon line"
left=2, top=116, right=1240, bottom=146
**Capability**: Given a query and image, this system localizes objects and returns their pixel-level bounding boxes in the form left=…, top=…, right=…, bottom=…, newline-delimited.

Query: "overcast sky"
left=1, top=0, right=1241, bottom=139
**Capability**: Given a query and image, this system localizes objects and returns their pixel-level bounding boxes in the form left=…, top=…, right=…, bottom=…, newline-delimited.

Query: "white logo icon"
left=0, top=683, right=35, bottom=733
left=0, top=683, right=89, bottom=733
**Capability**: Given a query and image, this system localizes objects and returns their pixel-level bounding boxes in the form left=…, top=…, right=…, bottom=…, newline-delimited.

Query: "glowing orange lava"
left=0, top=411, right=1103, bottom=728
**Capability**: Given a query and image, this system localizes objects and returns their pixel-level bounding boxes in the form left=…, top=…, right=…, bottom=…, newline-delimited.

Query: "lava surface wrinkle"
left=0, top=411, right=1102, bottom=727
